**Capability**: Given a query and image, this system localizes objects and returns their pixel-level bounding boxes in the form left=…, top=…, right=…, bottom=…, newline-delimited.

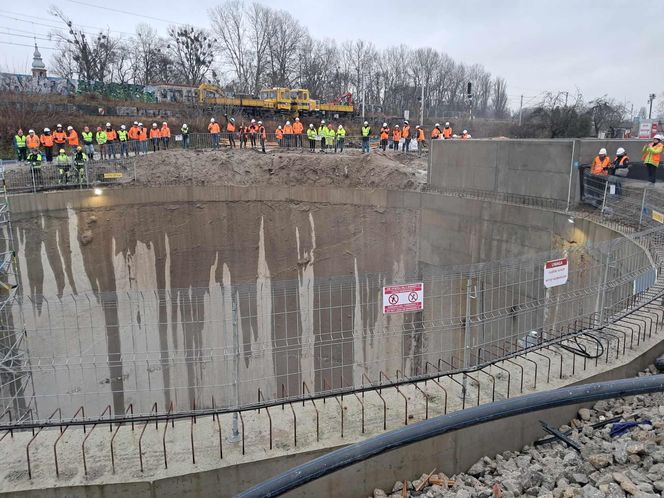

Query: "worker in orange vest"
left=53, top=124, right=67, bottom=151
left=402, top=121, right=411, bottom=152
left=66, top=126, right=79, bottom=153
left=224, top=115, right=236, bottom=148
left=239, top=122, right=247, bottom=149
left=283, top=120, right=293, bottom=149
left=392, top=125, right=402, bottom=152
left=591, top=148, right=610, bottom=175
left=415, top=125, right=426, bottom=156
left=105, top=123, right=117, bottom=159
left=293, top=117, right=304, bottom=148
left=149, top=123, right=161, bottom=152
left=139, top=123, right=148, bottom=154
left=160, top=121, right=171, bottom=149
left=643, top=134, right=663, bottom=184
left=40, top=127, right=54, bottom=162
left=380, top=123, right=389, bottom=151
left=258, top=120, right=266, bottom=153
left=275, top=125, right=284, bottom=147
left=611, top=147, right=630, bottom=177
left=442, top=122, right=452, bottom=139
left=431, top=123, right=442, bottom=140
left=208, top=118, right=221, bottom=149
left=128, top=121, right=140, bottom=155
left=26, top=129, right=40, bottom=151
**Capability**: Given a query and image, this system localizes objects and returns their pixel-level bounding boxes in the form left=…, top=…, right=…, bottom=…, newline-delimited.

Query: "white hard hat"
left=463, top=130, right=468, bottom=134
left=286, top=120, right=291, bottom=125
left=434, top=123, right=440, bottom=127
left=278, top=125, right=282, bottom=129
left=121, top=125, right=126, bottom=130
left=404, top=120, right=409, bottom=124
left=251, top=119, right=256, bottom=123
left=56, top=123, right=62, bottom=128
left=452, top=134, right=458, bottom=138
left=138, top=122, right=143, bottom=126
left=152, top=123, right=157, bottom=127
left=599, top=148, right=607, bottom=155
left=415, top=125, right=420, bottom=128
left=309, top=124, right=314, bottom=127
left=395, top=124, right=400, bottom=128
left=321, top=120, right=325, bottom=124
left=295, top=117, right=300, bottom=121
left=616, top=147, right=626, bottom=155
left=210, top=118, right=215, bottom=122
left=28, top=129, right=34, bottom=133
left=655, top=134, right=664, bottom=141
left=467, top=134, right=472, bottom=138
left=162, top=121, right=167, bottom=125
left=363, top=121, right=368, bottom=125
left=258, top=120, right=262, bottom=124
left=44, top=127, right=50, bottom=132
left=338, top=125, right=343, bottom=129
left=382, top=122, right=387, bottom=127
left=106, top=122, right=111, bottom=127
left=230, top=117, right=235, bottom=122
left=134, top=121, right=139, bottom=125
left=182, top=124, right=188, bottom=128
left=445, top=122, right=450, bottom=126
left=67, top=126, right=73, bottom=130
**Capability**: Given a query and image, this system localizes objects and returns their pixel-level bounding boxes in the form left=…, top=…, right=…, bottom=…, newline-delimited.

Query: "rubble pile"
left=372, top=366, right=664, bottom=498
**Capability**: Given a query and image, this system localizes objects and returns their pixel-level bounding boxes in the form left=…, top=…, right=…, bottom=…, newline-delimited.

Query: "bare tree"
left=210, top=1, right=252, bottom=92
left=166, top=25, right=215, bottom=85
left=131, top=24, right=167, bottom=86
left=588, top=97, right=626, bottom=136
left=491, top=77, right=509, bottom=118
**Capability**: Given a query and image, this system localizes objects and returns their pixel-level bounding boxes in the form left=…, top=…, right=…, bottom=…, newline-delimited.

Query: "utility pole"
left=420, top=83, right=425, bottom=126
left=648, top=93, right=656, bottom=119
left=564, top=91, right=569, bottom=107
left=361, top=75, right=365, bottom=120
left=518, top=94, right=524, bottom=126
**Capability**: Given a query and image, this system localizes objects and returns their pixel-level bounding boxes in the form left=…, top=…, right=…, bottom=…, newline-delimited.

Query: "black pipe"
left=236, top=375, right=664, bottom=498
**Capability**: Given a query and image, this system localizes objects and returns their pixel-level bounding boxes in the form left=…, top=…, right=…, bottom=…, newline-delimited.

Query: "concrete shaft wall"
left=429, top=139, right=660, bottom=202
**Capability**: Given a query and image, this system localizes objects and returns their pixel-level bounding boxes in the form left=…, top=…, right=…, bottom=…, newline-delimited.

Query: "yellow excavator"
left=197, top=84, right=354, bottom=116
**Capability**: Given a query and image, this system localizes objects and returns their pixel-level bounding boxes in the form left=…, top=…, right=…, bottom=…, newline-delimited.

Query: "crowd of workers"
left=590, top=134, right=662, bottom=184
left=12, top=118, right=469, bottom=167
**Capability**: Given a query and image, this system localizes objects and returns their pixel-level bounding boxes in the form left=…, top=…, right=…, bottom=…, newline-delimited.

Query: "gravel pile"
left=372, top=366, right=664, bottom=498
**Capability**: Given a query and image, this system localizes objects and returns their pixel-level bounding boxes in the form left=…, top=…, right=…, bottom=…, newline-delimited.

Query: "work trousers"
left=99, top=144, right=107, bottom=160
left=335, top=138, right=344, bottom=153
left=403, top=138, right=411, bottom=152
left=84, top=143, right=94, bottom=159
left=182, top=135, right=189, bottom=149
left=211, top=133, right=219, bottom=149
left=295, top=134, right=302, bottom=147
left=309, top=138, right=316, bottom=151
left=151, top=138, right=160, bottom=152
left=249, top=134, right=256, bottom=148
left=119, top=141, right=129, bottom=157
left=647, top=164, right=658, bottom=184
left=16, top=147, right=27, bottom=161
left=44, top=146, right=53, bottom=162
left=260, top=137, right=266, bottom=153
left=161, top=137, right=169, bottom=149
left=240, top=134, right=246, bottom=148
left=361, top=137, right=370, bottom=153
left=284, top=134, right=291, bottom=148
left=380, top=139, right=388, bottom=151
left=227, top=133, right=235, bottom=148
left=106, top=141, right=116, bottom=158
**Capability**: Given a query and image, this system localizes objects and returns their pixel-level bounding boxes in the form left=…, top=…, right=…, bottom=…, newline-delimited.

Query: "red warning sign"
left=383, top=282, right=424, bottom=314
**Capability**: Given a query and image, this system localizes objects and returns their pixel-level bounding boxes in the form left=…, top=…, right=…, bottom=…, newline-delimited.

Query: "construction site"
left=1, top=1, right=664, bottom=497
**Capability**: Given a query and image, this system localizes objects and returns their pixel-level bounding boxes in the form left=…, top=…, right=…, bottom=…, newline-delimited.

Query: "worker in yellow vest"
left=643, top=134, right=663, bottom=184
left=335, top=124, right=346, bottom=153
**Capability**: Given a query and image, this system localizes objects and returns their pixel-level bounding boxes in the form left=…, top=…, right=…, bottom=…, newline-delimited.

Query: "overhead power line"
left=0, top=40, right=57, bottom=50
left=66, top=0, right=186, bottom=26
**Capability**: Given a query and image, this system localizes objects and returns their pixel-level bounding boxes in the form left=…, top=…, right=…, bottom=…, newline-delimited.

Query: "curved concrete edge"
left=6, top=335, right=664, bottom=498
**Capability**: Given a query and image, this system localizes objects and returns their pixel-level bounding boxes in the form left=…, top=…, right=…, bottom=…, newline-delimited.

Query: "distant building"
left=145, top=83, right=198, bottom=104
left=31, top=43, right=47, bottom=79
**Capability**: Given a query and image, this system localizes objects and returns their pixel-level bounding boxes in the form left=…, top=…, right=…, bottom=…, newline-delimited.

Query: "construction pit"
left=1, top=142, right=663, bottom=497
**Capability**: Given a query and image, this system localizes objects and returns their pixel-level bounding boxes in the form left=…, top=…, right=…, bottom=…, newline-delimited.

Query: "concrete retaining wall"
left=429, top=139, right=662, bottom=203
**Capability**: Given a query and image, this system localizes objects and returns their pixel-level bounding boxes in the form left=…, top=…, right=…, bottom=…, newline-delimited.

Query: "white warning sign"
left=543, top=258, right=568, bottom=288
left=383, top=282, right=424, bottom=314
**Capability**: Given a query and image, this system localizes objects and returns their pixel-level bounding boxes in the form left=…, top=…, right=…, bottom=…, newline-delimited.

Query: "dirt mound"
left=133, top=148, right=428, bottom=191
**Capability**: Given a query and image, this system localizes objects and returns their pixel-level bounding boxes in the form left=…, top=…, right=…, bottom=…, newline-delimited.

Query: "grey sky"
left=1, top=0, right=661, bottom=113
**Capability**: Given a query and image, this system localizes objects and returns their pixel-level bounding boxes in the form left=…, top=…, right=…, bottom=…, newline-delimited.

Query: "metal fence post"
left=639, top=188, right=647, bottom=228
left=600, top=178, right=609, bottom=215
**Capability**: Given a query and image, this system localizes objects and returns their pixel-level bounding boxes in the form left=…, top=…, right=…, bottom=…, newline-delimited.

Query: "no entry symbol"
left=388, top=294, right=399, bottom=305
left=408, top=292, right=418, bottom=303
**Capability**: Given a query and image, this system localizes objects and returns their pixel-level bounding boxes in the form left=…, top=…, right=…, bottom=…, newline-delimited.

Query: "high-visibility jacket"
left=150, top=128, right=161, bottom=139
left=82, top=131, right=94, bottom=144
left=337, top=127, right=346, bottom=138
left=392, top=129, right=401, bottom=141
left=275, top=128, right=283, bottom=139
left=74, top=151, right=88, bottom=165
left=53, top=130, right=67, bottom=145
left=642, top=142, right=663, bottom=166
left=55, top=153, right=70, bottom=166
left=106, top=129, right=117, bottom=141
left=226, top=122, right=235, bottom=132
left=14, top=134, right=26, bottom=148
left=128, top=126, right=140, bottom=140
left=117, top=130, right=129, bottom=141
left=591, top=156, right=610, bottom=175
left=613, top=155, right=629, bottom=168
left=417, top=128, right=425, bottom=141
left=67, top=130, right=79, bottom=146
left=40, top=134, right=54, bottom=147
left=181, top=126, right=189, bottom=135
left=249, top=124, right=257, bottom=134
left=160, top=126, right=171, bottom=138
left=461, top=133, right=469, bottom=140
left=325, top=127, right=336, bottom=145
left=283, top=124, right=293, bottom=135
left=27, top=135, right=40, bottom=149
left=307, top=128, right=317, bottom=139
left=442, top=126, right=452, bottom=138
left=380, top=127, right=389, bottom=140
left=402, top=125, right=410, bottom=138
left=293, top=122, right=303, bottom=134
left=208, top=122, right=221, bottom=134
left=361, top=126, right=371, bottom=137
left=431, top=128, right=441, bottom=139
left=96, top=131, right=107, bottom=144
left=28, top=152, right=42, bottom=168
left=258, top=125, right=266, bottom=139
left=317, top=126, right=326, bottom=137
left=139, top=128, right=148, bottom=141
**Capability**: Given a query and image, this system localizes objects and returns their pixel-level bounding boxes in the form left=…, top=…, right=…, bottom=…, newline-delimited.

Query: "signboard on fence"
left=103, top=172, right=123, bottom=179
left=175, top=134, right=183, bottom=141
left=543, top=258, right=568, bottom=288
left=383, top=282, right=424, bottom=314
left=638, top=120, right=658, bottom=139
left=651, top=209, right=664, bottom=224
